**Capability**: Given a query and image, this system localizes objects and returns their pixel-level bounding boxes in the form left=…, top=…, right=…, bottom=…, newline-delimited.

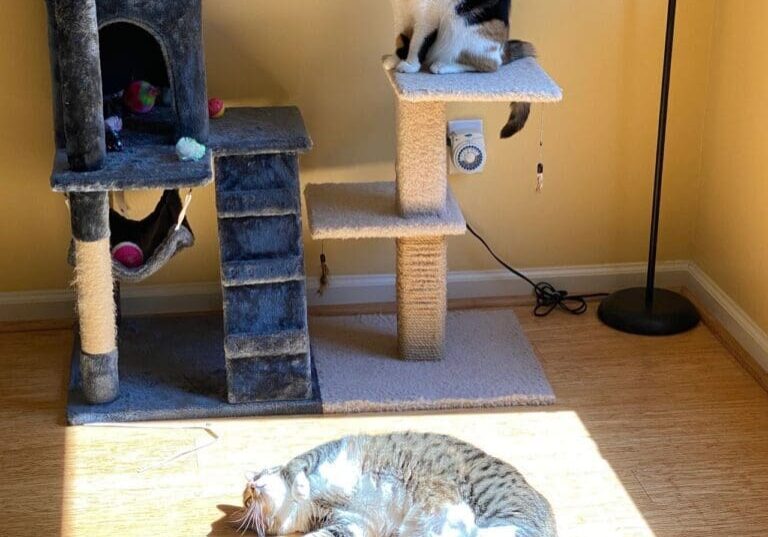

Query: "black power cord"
left=467, top=223, right=608, bottom=317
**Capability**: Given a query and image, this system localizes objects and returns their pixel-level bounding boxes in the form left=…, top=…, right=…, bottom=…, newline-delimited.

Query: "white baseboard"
left=0, top=260, right=689, bottom=321
left=305, top=260, right=691, bottom=306
left=687, top=263, right=768, bottom=372
left=1, top=260, right=766, bottom=375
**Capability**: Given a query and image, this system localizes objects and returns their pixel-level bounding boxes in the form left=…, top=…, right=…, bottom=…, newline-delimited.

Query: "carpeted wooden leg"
left=70, top=192, right=119, bottom=404
left=396, top=100, right=447, bottom=216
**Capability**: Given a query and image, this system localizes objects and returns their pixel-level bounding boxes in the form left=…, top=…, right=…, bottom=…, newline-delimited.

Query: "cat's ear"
left=291, top=471, right=311, bottom=501
left=245, top=471, right=257, bottom=482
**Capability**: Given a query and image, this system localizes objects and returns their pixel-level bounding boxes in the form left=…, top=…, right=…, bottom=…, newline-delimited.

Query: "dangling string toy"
left=536, top=107, right=545, bottom=193
left=175, top=189, right=193, bottom=231
left=318, top=242, right=330, bottom=296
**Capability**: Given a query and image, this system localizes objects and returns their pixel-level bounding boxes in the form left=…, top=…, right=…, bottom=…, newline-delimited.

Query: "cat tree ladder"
left=306, top=58, right=562, bottom=360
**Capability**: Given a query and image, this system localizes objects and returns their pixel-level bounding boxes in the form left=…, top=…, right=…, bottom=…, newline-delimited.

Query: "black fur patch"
left=455, top=0, right=511, bottom=26
left=396, top=30, right=439, bottom=62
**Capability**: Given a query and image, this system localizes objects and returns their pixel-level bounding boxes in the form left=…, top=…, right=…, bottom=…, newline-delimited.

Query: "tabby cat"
left=383, top=0, right=535, bottom=138
left=235, top=432, right=557, bottom=537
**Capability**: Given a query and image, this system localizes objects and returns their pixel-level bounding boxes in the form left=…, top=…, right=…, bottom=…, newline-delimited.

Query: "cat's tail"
left=502, top=40, right=536, bottom=65
left=501, top=40, right=536, bottom=138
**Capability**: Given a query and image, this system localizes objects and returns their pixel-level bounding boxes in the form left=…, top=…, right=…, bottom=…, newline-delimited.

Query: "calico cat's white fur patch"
left=385, top=0, right=536, bottom=137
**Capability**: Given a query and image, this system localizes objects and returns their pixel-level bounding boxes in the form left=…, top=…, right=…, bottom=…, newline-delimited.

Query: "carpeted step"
left=226, top=351, right=312, bottom=404
left=305, top=181, right=466, bottom=240
left=384, top=57, right=563, bottom=103
left=215, top=153, right=299, bottom=193
left=216, top=188, right=300, bottom=218
left=211, top=107, right=313, bottom=405
left=217, top=214, right=301, bottom=262
left=221, top=256, right=304, bottom=287
left=224, top=328, right=309, bottom=359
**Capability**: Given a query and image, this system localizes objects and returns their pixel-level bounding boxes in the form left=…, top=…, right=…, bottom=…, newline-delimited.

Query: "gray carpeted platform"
left=310, top=309, right=554, bottom=413
left=67, top=309, right=554, bottom=424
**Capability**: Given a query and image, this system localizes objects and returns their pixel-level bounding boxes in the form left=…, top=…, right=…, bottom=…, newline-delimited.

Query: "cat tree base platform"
left=66, top=309, right=553, bottom=424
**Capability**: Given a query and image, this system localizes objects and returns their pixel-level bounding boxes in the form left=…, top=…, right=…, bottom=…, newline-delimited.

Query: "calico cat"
left=235, top=432, right=557, bottom=537
left=383, top=0, right=535, bottom=138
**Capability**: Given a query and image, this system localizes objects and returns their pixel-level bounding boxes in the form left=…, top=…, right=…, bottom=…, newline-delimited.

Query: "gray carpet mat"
left=67, top=309, right=554, bottom=424
left=311, top=309, right=555, bottom=413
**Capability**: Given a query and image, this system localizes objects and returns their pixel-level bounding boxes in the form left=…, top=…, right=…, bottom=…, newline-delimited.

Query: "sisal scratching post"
left=397, top=237, right=447, bottom=360
left=70, top=192, right=119, bottom=404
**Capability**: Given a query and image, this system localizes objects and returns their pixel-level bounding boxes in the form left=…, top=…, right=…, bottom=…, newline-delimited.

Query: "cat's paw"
left=382, top=55, right=400, bottom=70
left=429, top=62, right=469, bottom=74
left=396, top=60, right=421, bottom=73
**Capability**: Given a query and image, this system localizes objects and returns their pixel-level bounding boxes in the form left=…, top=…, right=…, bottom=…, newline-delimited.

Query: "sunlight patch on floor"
left=61, top=410, right=655, bottom=537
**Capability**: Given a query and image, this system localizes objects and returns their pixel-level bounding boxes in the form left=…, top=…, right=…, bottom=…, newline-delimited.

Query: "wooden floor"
left=2, top=305, right=768, bottom=537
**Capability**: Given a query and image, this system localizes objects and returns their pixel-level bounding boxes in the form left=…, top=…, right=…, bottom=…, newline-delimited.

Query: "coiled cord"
left=467, top=224, right=607, bottom=317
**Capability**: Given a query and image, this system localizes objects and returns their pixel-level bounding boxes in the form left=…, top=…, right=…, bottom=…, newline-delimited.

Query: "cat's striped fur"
left=236, top=432, right=557, bottom=537
left=383, top=0, right=535, bottom=138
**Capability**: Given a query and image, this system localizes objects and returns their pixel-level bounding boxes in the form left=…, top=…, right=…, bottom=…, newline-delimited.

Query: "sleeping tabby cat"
left=235, top=432, right=557, bottom=537
left=383, top=0, right=535, bottom=138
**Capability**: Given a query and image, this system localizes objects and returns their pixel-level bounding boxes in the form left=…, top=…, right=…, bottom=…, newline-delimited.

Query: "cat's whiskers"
left=232, top=495, right=269, bottom=536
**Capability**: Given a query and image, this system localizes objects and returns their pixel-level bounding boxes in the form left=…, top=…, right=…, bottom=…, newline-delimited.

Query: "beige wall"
left=692, top=0, right=768, bottom=331
left=0, top=0, right=716, bottom=293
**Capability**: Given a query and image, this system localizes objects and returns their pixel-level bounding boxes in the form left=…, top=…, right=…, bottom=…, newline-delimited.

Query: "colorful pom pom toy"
left=124, top=80, right=160, bottom=114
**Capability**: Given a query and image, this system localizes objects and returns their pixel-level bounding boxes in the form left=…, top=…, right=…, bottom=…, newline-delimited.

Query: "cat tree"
left=305, top=58, right=562, bottom=361
left=46, top=0, right=563, bottom=423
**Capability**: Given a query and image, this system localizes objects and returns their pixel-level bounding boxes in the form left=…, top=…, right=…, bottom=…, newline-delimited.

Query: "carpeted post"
left=396, top=100, right=447, bottom=216
left=53, top=0, right=106, bottom=172
left=70, top=192, right=119, bottom=404
left=395, top=99, right=449, bottom=360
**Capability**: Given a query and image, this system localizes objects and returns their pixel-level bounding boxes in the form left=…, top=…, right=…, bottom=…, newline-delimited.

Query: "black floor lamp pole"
left=598, top=0, right=700, bottom=335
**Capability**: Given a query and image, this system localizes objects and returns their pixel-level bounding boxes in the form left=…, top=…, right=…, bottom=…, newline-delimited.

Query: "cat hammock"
left=306, top=58, right=562, bottom=360
left=66, top=190, right=194, bottom=283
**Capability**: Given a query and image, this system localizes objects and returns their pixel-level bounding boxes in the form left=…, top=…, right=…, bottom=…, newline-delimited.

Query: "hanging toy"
left=104, top=115, right=123, bottom=152
left=317, top=243, right=330, bottom=296
left=536, top=107, right=545, bottom=193
left=208, top=97, right=226, bottom=119
left=103, top=90, right=124, bottom=118
left=105, top=126, right=123, bottom=153
left=536, top=162, right=544, bottom=193
left=124, top=80, right=160, bottom=114
left=104, top=115, right=123, bottom=133
left=111, top=241, right=144, bottom=268
left=176, top=137, right=206, bottom=161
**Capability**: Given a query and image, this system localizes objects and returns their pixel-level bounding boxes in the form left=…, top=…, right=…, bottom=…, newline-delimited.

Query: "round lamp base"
left=598, top=287, right=699, bottom=336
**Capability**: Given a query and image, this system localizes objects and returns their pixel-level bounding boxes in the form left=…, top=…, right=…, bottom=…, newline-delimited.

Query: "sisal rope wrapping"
left=74, top=238, right=117, bottom=355
left=396, top=237, right=447, bottom=360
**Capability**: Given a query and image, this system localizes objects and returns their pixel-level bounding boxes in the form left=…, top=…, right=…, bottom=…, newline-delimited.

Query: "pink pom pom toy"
left=111, top=242, right=144, bottom=268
